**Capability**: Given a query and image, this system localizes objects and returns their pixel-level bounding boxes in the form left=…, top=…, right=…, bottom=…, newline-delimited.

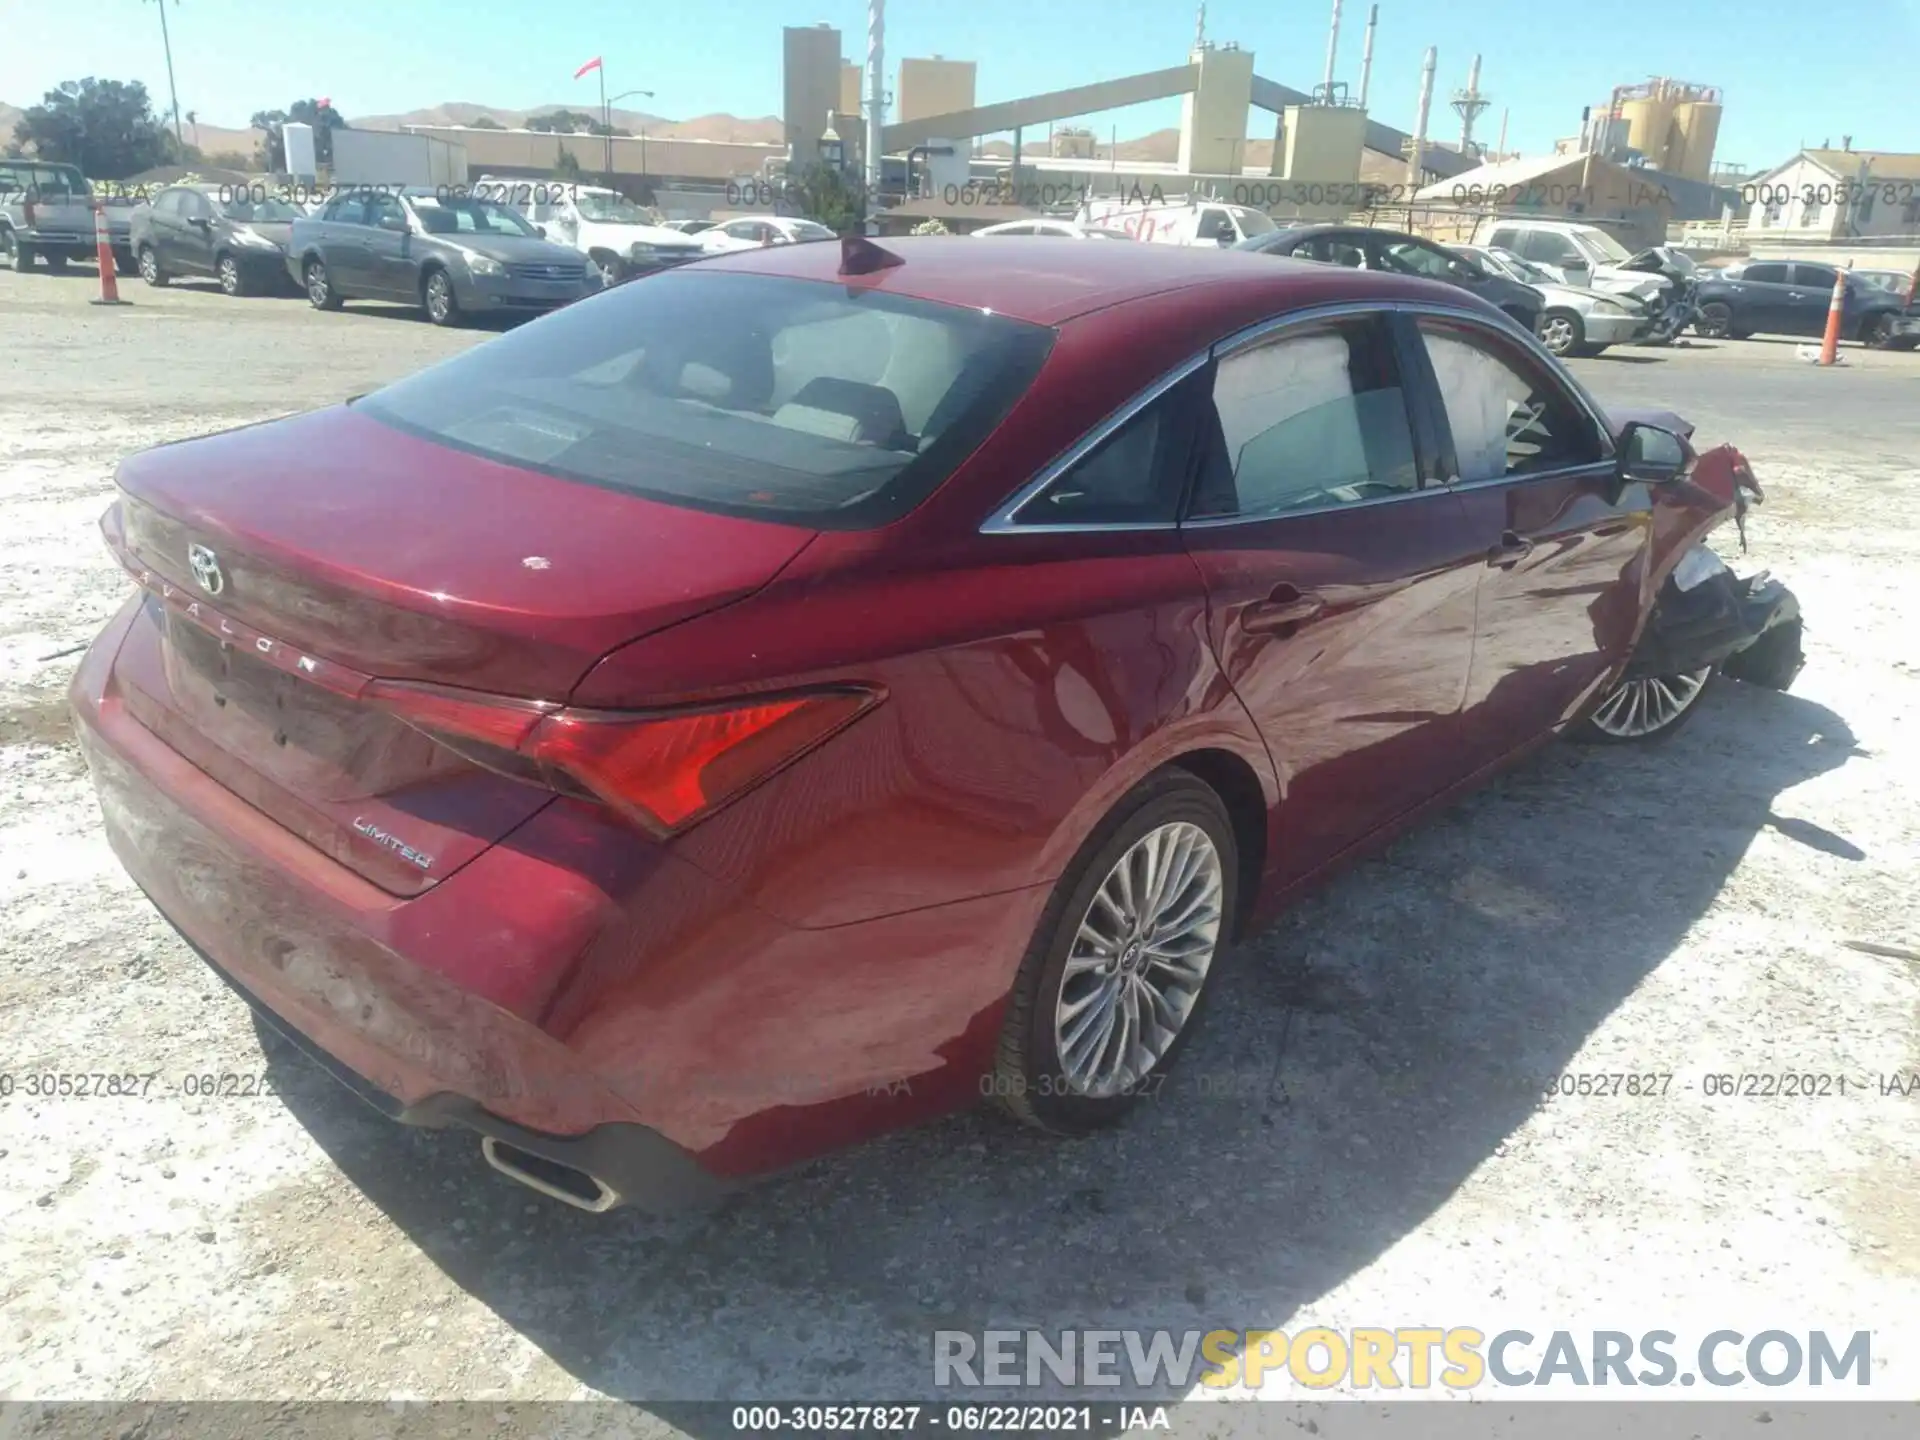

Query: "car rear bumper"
left=68, top=596, right=732, bottom=1214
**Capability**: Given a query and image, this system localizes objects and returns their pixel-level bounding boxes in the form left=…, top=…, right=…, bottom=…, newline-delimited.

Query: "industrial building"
left=1558, top=79, right=1723, bottom=184
left=399, top=12, right=1475, bottom=221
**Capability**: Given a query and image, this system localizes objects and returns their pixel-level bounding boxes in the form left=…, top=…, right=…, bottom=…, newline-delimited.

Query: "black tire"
left=1571, top=667, right=1716, bottom=745
left=1538, top=308, right=1586, bottom=358
left=44, top=250, right=68, bottom=273
left=216, top=252, right=249, bottom=297
left=992, top=768, right=1239, bottom=1136
left=113, top=248, right=137, bottom=276
left=137, top=244, right=168, bottom=287
left=421, top=265, right=461, bottom=326
left=1862, top=312, right=1898, bottom=350
left=1722, top=618, right=1805, bottom=692
left=304, top=256, right=342, bottom=311
left=0, top=228, right=23, bottom=270
left=1694, top=301, right=1733, bottom=339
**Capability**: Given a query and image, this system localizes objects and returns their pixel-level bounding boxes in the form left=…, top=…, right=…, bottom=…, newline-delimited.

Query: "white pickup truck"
left=0, top=160, right=139, bottom=273
left=469, top=177, right=704, bottom=284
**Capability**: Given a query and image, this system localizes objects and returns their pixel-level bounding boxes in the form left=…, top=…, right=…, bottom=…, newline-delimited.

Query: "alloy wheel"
left=306, top=263, right=329, bottom=306
left=138, top=247, right=160, bottom=285
left=1541, top=315, right=1578, bottom=355
left=1053, top=820, right=1224, bottom=1098
left=1586, top=668, right=1712, bottom=739
left=426, top=272, right=452, bottom=322
left=219, top=257, right=240, bottom=295
left=1695, top=303, right=1732, bottom=339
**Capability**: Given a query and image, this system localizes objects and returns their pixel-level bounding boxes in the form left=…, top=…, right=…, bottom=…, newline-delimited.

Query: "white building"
left=1744, top=148, right=1920, bottom=240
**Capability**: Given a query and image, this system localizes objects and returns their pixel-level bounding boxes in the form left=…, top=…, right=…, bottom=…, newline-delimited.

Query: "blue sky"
left=6, top=0, right=1917, bottom=167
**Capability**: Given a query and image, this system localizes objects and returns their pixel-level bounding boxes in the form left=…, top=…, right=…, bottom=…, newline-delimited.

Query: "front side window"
left=1417, top=321, right=1604, bottom=483
left=324, top=193, right=368, bottom=224
left=179, top=190, right=213, bottom=221
left=1743, top=262, right=1789, bottom=284
left=575, top=192, right=650, bottom=223
left=1190, top=317, right=1420, bottom=520
left=1302, top=235, right=1366, bottom=268
left=1571, top=227, right=1631, bottom=264
left=355, top=271, right=1055, bottom=530
left=1518, top=231, right=1581, bottom=266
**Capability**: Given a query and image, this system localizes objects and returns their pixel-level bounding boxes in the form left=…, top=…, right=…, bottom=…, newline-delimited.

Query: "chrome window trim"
left=978, top=298, right=1618, bottom=537
left=1182, top=482, right=1434, bottom=528
left=978, top=352, right=1209, bottom=535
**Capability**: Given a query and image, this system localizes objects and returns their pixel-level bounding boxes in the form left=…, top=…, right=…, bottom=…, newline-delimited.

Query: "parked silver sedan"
left=285, top=188, right=599, bottom=326
left=1452, top=244, right=1653, bottom=357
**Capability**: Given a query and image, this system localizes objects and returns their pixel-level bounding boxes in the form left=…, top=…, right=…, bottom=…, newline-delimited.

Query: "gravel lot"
left=2, top=265, right=1916, bottom=1414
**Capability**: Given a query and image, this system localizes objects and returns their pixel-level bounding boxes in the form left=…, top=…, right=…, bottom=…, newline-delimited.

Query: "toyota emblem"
left=187, top=542, right=225, bottom=596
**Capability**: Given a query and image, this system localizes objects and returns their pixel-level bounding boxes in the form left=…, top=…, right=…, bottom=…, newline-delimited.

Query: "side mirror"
left=1618, top=422, right=1689, bottom=484
left=535, top=224, right=547, bottom=238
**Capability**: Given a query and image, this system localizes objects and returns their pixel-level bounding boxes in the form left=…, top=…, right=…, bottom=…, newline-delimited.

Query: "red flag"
left=573, top=57, right=603, bottom=79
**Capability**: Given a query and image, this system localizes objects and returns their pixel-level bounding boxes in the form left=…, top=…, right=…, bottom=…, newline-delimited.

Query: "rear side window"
left=1190, top=317, right=1420, bottom=519
left=1004, top=384, right=1195, bottom=528
left=356, top=271, right=1055, bottom=530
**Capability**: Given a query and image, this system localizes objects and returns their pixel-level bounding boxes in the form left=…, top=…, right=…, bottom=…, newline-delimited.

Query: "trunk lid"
left=106, top=404, right=816, bottom=895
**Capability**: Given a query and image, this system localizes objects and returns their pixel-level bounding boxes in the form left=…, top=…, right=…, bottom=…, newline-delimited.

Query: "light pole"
left=607, top=88, right=653, bottom=187
left=143, top=0, right=185, bottom=153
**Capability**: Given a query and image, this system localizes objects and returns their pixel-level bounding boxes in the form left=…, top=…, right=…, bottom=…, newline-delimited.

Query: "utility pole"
left=144, top=0, right=185, bottom=152
left=866, top=0, right=886, bottom=226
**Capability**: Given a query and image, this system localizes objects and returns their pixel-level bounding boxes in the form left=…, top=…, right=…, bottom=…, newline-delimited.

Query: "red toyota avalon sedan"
left=71, top=235, right=1792, bottom=1214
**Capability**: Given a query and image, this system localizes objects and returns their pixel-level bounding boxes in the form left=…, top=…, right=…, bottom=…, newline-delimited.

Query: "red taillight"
left=364, top=681, right=880, bottom=837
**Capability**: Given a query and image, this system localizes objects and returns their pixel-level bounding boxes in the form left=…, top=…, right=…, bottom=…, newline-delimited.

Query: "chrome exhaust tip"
left=481, top=1135, right=621, bottom=1213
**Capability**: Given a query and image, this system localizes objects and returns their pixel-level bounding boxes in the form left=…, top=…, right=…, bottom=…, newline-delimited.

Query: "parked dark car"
left=1693, top=259, right=1920, bottom=349
left=131, top=185, right=301, bottom=296
left=286, top=188, right=599, bottom=325
left=74, top=239, right=1789, bottom=1215
left=1236, top=223, right=1544, bottom=333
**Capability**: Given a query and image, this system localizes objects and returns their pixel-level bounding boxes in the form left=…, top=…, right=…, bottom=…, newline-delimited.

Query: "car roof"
left=688, top=234, right=1485, bottom=327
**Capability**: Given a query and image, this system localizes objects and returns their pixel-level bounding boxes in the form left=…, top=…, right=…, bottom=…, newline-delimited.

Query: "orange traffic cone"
left=1816, top=262, right=1848, bottom=365
left=90, top=201, right=130, bottom=307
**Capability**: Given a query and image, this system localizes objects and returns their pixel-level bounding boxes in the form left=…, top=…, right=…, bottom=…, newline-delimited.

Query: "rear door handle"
left=1487, top=531, right=1535, bottom=568
left=1243, top=584, right=1325, bottom=634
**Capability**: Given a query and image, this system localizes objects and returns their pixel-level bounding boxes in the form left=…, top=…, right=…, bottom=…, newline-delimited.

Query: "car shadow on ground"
left=259, top=680, right=1863, bottom=1420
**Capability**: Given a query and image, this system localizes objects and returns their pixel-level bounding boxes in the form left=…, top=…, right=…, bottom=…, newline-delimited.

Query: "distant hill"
left=350, top=105, right=786, bottom=144
left=0, top=98, right=787, bottom=162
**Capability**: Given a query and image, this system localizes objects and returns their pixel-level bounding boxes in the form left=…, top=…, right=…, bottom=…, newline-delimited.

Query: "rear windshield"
left=223, top=196, right=301, bottom=223
left=408, top=196, right=538, bottom=236
left=356, top=270, right=1056, bottom=529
